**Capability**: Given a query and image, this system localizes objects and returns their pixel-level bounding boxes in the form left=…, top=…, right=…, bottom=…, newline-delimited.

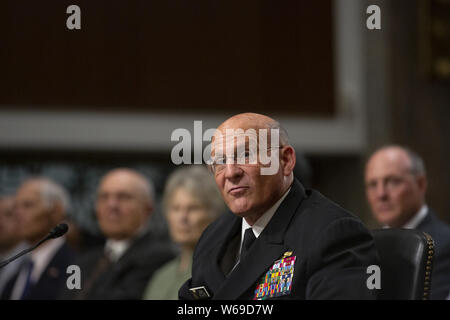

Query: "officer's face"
left=211, top=120, right=292, bottom=223
left=365, top=148, right=426, bottom=228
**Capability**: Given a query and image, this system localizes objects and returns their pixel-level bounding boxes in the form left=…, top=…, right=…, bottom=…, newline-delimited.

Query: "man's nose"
left=105, top=196, right=120, bottom=209
left=14, top=206, right=24, bottom=219
left=375, top=183, right=388, bottom=200
left=223, top=163, right=243, bottom=180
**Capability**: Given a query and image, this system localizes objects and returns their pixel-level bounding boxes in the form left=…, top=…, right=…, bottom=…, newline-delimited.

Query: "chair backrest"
left=371, top=228, right=434, bottom=300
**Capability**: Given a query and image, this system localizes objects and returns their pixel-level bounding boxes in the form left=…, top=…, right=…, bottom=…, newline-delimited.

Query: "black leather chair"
left=371, top=229, right=434, bottom=300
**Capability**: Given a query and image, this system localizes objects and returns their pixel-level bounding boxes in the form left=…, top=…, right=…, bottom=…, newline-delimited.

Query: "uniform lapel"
left=202, top=213, right=241, bottom=295
left=214, top=179, right=306, bottom=300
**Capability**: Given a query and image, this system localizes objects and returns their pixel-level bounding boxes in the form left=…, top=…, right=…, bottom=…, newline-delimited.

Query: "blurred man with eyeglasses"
left=179, top=112, right=379, bottom=300
left=63, top=168, right=174, bottom=299
left=365, top=145, right=450, bottom=299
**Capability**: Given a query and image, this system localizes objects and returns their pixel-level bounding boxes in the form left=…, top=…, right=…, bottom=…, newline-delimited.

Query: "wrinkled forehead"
left=211, top=126, right=278, bottom=154
left=212, top=128, right=257, bottom=146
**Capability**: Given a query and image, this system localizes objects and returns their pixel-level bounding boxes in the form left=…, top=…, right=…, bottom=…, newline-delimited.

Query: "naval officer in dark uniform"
left=179, top=113, right=379, bottom=300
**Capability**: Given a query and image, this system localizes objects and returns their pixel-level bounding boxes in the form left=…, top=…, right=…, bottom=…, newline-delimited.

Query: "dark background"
left=0, top=0, right=334, bottom=115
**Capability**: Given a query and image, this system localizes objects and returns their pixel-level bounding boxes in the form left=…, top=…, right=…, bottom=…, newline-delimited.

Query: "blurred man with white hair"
left=1, top=178, right=76, bottom=300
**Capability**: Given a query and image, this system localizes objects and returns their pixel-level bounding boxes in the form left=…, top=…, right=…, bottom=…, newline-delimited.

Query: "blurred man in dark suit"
left=365, top=145, right=450, bottom=299
left=65, top=168, right=174, bottom=299
left=1, top=178, right=75, bottom=300
left=179, top=113, right=379, bottom=300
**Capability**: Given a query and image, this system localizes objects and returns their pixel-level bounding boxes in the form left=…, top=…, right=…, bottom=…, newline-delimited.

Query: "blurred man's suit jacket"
left=179, top=179, right=379, bottom=300
left=416, top=209, right=450, bottom=299
left=63, top=230, right=174, bottom=300
left=1, top=241, right=75, bottom=300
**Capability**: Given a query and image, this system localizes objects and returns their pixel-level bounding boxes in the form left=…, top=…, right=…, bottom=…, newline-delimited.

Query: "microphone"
left=0, top=223, right=69, bottom=269
left=48, top=223, right=69, bottom=239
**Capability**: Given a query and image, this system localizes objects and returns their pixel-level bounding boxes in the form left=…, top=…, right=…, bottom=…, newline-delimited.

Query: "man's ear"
left=50, top=201, right=65, bottom=224
left=281, top=146, right=296, bottom=176
left=417, top=174, right=428, bottom=194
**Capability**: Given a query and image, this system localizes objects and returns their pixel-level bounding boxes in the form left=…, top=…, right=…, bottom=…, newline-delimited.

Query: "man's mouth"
left=228, top=186, right=249, bottom=195
left=105, top=211, right=122, bottom=221
left=377, top=205, right=393, bottom=213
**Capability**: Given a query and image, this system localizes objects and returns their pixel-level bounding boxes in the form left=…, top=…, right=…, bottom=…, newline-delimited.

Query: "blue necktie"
left=20, top=259, right=34, bottom=300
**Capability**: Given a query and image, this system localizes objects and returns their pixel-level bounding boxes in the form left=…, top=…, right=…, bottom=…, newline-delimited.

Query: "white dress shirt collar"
left=104, top=238, right=131, bottom=263
left=10, top=237, right=65, bottom=299
left=241, top=187, right=291, bottom=241
left=29, top=236, right=65, bottom=283
left=402, top=204, right=428, bottom=229
left=104, top=224, right=148, bottom=263
left=0, top=242, right=28, bottom=294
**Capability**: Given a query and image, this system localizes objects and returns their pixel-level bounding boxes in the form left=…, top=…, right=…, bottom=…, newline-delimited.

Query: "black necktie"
left=240, top=228, right=256, bottom=262
left=75, top=252, right=112, bottom=300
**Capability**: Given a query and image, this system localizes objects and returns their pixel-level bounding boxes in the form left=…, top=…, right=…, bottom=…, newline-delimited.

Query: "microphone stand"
left=0, top=223, right=68, bottom=269
left=0, top=235, right=51, bottom=269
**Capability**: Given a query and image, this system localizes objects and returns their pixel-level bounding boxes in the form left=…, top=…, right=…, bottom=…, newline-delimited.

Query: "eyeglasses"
left=208, top=146, right=283, bottom=174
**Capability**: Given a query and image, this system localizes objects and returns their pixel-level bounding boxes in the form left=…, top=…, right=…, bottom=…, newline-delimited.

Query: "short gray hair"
left=404, top=148, right=426, bottom=176
left=163, top=166, right=225, bottom=219
left=268, top=120, right=290, bottom=147
left=27, top=177, right=71, bottom=214
left=372, top=145, right=427, bottom=176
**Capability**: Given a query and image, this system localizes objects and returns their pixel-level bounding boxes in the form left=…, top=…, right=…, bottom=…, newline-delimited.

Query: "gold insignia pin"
left=189, top=286, right=211, bottom=300
left=282, top=251, right=293, bottom=258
